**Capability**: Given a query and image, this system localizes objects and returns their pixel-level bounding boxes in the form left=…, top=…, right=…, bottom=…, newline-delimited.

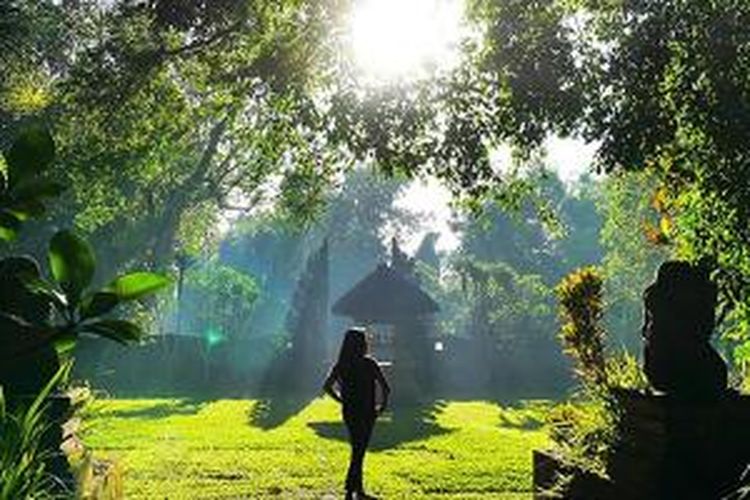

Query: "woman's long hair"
left=337, top=327, right=368, bottom=375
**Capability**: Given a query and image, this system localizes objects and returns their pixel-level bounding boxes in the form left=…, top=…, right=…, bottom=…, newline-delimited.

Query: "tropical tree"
left=221, top=167, right=418, bottom=338
left=5, top=0, right=750, bottom=344
left=180, top=260, right=259, bottom=343
left=557, top=175, right=604, bottom=272
left=333, top=1, right=750, bottom=342
left=596, top=172, right=668, bottom=349
left=2, top=1, right=348, bottom=279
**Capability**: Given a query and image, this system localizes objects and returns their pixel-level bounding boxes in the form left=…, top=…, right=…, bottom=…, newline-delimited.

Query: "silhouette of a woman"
left=323, top=327, right=390, bottom=499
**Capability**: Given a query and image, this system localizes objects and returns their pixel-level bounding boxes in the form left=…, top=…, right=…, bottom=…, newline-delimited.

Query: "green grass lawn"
left=81, top=398, right=550, bottom=499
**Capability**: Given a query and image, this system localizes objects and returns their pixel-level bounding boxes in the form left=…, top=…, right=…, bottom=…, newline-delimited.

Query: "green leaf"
left=22, top=276, right=68, bottom=312
left=5, top=125, right=55, bottom=185
left=48, top=230, right=96, bottom=304
left=11, top=259, right=69, bottom=314
left=53, top=332, right=77, bottom=355
left=12, top=177, right=66, bottom=200
left=80, top=292, right=119, bottom=319
left=0, top=210, right=21, bottom=241
left=105, top=272, right=171, bottom=301
left=81, top=319, right=145, bottom=345
left=0, top=313, right=48, bottom=362
left=23, top=361, right=72, bottom=431
left=0, top=312, right=36, bottom=338
left=7, top=198, right=46, bottom=221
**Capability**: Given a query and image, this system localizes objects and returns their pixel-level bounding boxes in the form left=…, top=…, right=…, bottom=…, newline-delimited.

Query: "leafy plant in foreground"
left=550, top=266, right=651, bottom=480
left=0, top=124, right=64, bottom=242
left=0, top=125, right=171, bottom=380
left=556, top=267, right=607, bottom=390
left=0, top=124, right=171, bottom=497
left=7, top=230, right=171, bottom=354
left=0, top=363, right=70, bottom=499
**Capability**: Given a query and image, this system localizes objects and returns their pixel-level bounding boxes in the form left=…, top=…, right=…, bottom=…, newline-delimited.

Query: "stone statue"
left=642, top=260, right=727, bottom=399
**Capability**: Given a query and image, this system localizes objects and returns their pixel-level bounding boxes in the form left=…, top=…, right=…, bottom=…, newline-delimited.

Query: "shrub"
left=556, top=267, right=607, bottom=390
left=605, top=351, right=648, bottom=391
left=0, top=121, right=171, bottom=498
left=546, top=401, right=614, bottom=474
left=0, top=364, right=70, bottom=499
left=550, top=267, right=649, bottom=486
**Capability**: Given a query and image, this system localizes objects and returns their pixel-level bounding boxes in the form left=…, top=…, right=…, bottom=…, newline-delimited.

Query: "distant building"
left=332, top=239, right=439, bottom=403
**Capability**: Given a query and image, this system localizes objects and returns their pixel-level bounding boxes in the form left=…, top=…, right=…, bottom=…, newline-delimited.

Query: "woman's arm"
left=373, top=361, right=391, bottom=414
left=322, top=364, right=343, bottom=404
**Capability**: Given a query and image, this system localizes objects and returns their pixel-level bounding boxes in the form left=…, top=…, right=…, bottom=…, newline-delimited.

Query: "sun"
left=349, top=0, right=464, bottom=83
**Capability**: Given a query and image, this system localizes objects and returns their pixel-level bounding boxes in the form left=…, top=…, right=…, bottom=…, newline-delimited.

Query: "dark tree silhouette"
left=285, top=240, right=330, bottom=394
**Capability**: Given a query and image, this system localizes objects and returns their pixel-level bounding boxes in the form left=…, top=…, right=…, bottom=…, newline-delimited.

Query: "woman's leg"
left=344, top=413, right=375, bottom=494
left=343, top=414, right=358, bottom=493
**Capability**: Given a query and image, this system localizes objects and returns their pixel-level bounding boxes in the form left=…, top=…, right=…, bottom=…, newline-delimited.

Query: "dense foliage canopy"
left=2, top=0, right=750, bottom=334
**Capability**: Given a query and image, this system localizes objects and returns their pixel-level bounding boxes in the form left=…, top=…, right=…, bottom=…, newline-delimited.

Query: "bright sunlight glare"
left=349, top=0, right=465, bottom=82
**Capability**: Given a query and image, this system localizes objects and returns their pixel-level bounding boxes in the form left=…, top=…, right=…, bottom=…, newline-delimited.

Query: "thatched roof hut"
left=332, top=263, right=439, bottom=323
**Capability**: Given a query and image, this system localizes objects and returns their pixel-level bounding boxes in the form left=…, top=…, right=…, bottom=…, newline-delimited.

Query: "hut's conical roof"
left=332, top=264, right=439, bottom=323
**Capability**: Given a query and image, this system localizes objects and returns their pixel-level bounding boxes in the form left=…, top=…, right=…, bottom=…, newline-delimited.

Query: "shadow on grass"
left=247, top=343, right=323, bottom=430
left=308, top=400, right=454, bottom=450
left=98, top=399, right=207, bottom=419
left=249, top=394, right=314, bottom=430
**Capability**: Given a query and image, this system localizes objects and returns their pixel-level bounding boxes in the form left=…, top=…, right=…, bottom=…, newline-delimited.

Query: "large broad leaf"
left=81, top=319, right=145, bottom=345
left=3, top=176, right=67, bottom=227
left=105, top=272, right=171, bottom=301
left=53, top=332, right=78, bottom=355
left=5, top=125, right=55, bottom=185
left=21, top=275, right=67, bottom=312
left=48, top=230, right=96, bottom=304
left=80, top=291, right=119, bottom=320
left=0, top=255, right=41, bottom=283
left=0, top=313, right=53, bottom=361
left=0, top=312, right=35, bottom=339
left=0, top=256, right=63, bottom=325
left=0, top=210, right=21, bottom=241
left=7, top=198, right=46, bottom=221
left=12, top=177, right=66, bottom=201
